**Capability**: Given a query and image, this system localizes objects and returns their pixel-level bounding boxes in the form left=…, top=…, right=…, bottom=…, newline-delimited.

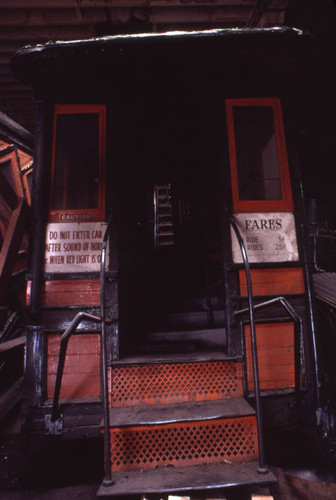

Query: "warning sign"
left=44, top=222, right=108, bottom=273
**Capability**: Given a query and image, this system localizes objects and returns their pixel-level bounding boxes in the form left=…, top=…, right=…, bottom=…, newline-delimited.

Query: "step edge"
left=97, top=461, right=277, bottom=496
left=104, top=398, right=256, bottom=427
left=110, top=352, right=241, bottom=366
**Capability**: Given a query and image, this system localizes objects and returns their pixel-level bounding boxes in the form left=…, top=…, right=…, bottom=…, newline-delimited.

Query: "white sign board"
left=44, top=222, right=108, bottom=273
left=231, top=212, right=299, bottom=263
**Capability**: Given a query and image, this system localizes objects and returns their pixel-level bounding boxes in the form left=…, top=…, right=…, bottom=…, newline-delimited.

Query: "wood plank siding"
left=239, top=268, right=305, bottom=296
left=47, top=333, right=101, bottom=399
left=26, top=279, right=100, bottom=307
left=244, top=322, right=295, bottom=391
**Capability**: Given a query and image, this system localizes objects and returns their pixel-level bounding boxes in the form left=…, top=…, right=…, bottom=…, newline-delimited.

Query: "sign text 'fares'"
left=231, top=212, right=299, bottom=263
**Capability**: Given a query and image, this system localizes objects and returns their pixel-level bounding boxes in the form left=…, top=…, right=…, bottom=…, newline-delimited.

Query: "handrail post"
left=100, top=225, right=113, bottom=486
left=230, top=217, right=267, bottom=473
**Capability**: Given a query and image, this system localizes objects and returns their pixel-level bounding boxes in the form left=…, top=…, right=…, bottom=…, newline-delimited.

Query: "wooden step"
left=173, top=295, right=225, bottom=312
left=109, top=398, right=255, bottom=427
left=164, top=310, right=225, bottom=329
left=110, top=350, right=234, bottom=364
left=147, top=327, right=226, bottom=348
left=97, top=460, right=276, bottom=496
left=137, top=342, right=198, bottom=355
left=106, top=399, right=258, bottom=473
left=109, top=356, right=243, bottom=407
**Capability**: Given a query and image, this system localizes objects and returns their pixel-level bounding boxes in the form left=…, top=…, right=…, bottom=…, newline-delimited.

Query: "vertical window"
left=226, top=98, right=293, bottom=212
left=50, top=105, right=105, bottom=221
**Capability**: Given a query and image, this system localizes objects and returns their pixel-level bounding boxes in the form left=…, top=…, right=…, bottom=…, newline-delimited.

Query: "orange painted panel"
left=26, top=279, right=100, bottom=307
left=245, top=322, right=295, bottom=391
left=47, top=333, right=101, bottom=399
left=239, top=267, right=305, bottom=296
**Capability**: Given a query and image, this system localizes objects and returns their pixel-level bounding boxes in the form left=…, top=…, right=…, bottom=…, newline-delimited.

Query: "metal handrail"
left=49, top=220, right=114, bottom=486
left=229, top=217, right=267, bottom=473
left=100, top=220, right=113, bottom=486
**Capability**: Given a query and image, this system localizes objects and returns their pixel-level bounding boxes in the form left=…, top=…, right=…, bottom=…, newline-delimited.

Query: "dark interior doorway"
left=116, top=67, right=226, bottom=355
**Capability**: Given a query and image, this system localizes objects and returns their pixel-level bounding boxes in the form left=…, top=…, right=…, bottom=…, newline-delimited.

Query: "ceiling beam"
left=0, top=25, right=97, bottom=42
left=0, top=0, right=256, bottom=8
left=0, top=6, right=254, bottom=27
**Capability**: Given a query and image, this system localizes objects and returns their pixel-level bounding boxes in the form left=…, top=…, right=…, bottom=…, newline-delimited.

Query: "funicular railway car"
left=11, top=27, right=322, bottom=496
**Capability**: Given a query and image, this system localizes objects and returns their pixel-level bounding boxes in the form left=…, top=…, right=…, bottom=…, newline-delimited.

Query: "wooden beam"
left=0, top=198, right=29, bottom=304
left=0, top=8, right=107, bottom=27
left=0, top=376, right=24, bottom=421
left=0, top=335, right=25, bottom=353
left=0, top=6, right=254, bottom=26
left=0, top=43, right=28, bottom=53
left=0, top=110, right=34, bottom=154
left=0, top=168, right=18, bottom=211
left=0, top=1, right=256, bottom=8
left=0, top=25, right=96, bottom=41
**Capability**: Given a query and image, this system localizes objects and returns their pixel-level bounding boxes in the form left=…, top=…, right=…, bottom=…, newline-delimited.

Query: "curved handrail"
left=230, top=217, right=267, bottom=473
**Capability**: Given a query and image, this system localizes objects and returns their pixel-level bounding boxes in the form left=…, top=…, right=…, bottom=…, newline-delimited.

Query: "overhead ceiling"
left=0, top=0, right=292, bottom=134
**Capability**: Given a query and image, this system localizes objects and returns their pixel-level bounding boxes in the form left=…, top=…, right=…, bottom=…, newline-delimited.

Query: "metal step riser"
left=109, top=360, right=243, bottom=407
left=109, top=415, right=258, bottom=473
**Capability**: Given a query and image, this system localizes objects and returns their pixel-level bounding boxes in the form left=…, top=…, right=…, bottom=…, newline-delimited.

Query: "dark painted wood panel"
left=26, top=279, right=100, bottom=307
left=239, top=267, right=305, bottom=296
left=47, top=333, right=101, bottom=399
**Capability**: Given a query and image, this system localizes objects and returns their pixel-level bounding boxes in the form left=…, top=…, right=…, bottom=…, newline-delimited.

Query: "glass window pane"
left=233, top=106, right=282, bottom=201
left=52, top=113, right=100, bottom=210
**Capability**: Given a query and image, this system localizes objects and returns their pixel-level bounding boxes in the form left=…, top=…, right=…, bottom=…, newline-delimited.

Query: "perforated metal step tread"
left=106, top=398, right=255, bottom=427
left=97, top=460, right=276, bottom=496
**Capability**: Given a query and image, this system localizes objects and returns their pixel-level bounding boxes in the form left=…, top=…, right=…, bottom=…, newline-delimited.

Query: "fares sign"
left=231, top=212, right=299, bottom=263
left=44, top=222, right=108, bottom=273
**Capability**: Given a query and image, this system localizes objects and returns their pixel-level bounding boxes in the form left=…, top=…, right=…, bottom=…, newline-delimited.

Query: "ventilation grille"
left=110, top=416, right=258, bottom=472
left=110, top=361, right=242, bottom=407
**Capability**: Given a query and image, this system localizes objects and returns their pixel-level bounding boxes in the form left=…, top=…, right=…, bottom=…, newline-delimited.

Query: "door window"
left=226, top=98, right=293, bottom=213
left=50, top=105, right=105, bottom=221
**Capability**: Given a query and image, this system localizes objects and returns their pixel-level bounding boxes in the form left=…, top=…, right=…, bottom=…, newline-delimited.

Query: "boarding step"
left=164, top=310, right=225, bottom=329
left=105, top=398, right=258, bottom=473
left=137, top=342, right=198, bottom=355
left=101, top=355, right=272, bottom=497
left=173, top=295, right=225, bottom=312
left=146, top=327, right=226, bottom=349
left=109, top=355, right=243, bottom=407
left=97, top=460, right=276, bottom=496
